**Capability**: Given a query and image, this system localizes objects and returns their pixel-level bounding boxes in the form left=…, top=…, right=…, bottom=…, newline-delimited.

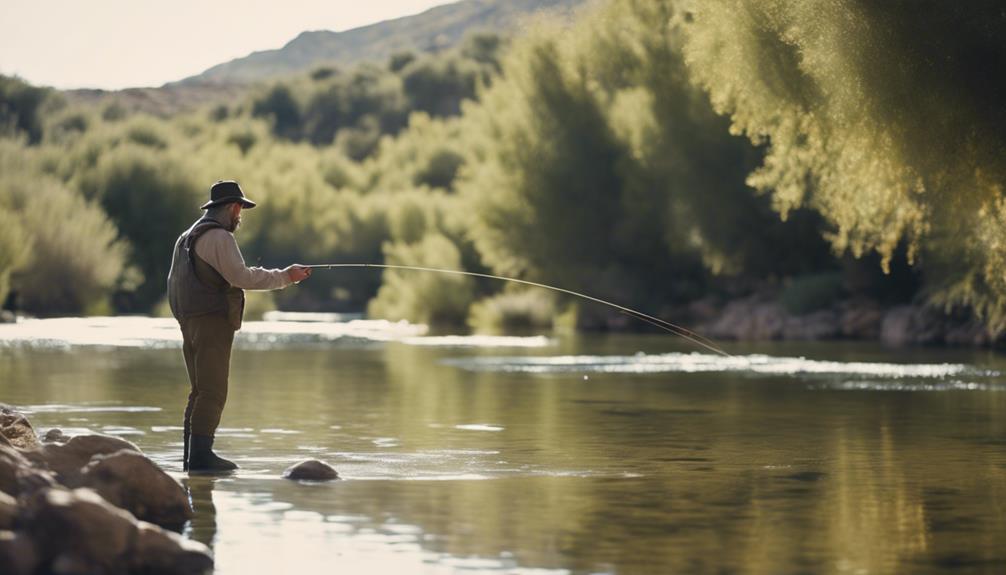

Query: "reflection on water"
left=2, top=318, right=1006, bottom=573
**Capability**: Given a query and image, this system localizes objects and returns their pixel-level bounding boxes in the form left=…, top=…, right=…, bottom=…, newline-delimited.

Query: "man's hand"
left=285, top=265, right=312, bottom=283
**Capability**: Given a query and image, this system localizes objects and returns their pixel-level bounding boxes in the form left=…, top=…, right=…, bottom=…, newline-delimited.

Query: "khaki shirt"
left=194, top=229, right=292, bottom=290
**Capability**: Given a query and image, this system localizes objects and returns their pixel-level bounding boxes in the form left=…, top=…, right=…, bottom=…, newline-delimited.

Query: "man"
left=167, top=180, right=311, bottom=473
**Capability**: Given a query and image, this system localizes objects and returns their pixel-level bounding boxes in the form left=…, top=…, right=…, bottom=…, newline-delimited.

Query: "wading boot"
left=188, top=434, right=238, bottom=474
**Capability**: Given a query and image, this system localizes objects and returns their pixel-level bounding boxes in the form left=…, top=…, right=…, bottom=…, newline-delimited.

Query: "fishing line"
left=306, top=263, right=733, bottom=358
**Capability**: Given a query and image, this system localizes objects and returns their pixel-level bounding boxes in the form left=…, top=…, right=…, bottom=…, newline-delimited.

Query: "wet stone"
left=283, top=459, right=339, bottom=481
left=43, top=429, right=70, bottom=444
left=79, top=450, right=192, bottom=529
left=0, top=405, right=40, bottom=450
left=25, top=434, right=141, bottom=484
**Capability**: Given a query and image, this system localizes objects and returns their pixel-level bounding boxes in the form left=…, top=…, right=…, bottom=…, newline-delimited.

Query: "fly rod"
left=305, top=263, right=732, bottom=358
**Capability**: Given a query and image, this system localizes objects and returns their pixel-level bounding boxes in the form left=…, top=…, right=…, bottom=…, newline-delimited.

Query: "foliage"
left=468, top=289, right=558, bottom=333
left=0, top=75, right=51, bottom=143
left=78, top=143, right=200, bottom=311
left=0, top=141, right=126, bottom=314
left=368, top=233, right=475, bottom=325
left=678, top=0, right=1006, bottom=329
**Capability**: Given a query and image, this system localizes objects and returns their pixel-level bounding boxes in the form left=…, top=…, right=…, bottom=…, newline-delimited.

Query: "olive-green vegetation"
left=678, top=0, right=1006, bottom=329
left=0, top=0, right=1001, bottom=337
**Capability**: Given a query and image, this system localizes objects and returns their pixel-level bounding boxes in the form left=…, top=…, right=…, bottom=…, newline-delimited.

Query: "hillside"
left=176, top=0, right=588, bottom=86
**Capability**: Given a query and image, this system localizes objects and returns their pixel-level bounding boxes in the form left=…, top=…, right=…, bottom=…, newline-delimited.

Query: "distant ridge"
left=175, top=0, right=588, bottom=86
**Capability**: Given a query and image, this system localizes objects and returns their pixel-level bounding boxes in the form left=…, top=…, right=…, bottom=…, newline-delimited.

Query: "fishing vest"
left=167, top=217, right=245, bottom=330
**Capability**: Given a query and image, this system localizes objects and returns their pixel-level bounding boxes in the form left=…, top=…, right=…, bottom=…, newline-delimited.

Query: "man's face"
left=230, top=203, right=243, bottom=233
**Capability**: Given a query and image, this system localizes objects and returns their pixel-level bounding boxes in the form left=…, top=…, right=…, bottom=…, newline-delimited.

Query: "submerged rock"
left=283, top=459, right=339, bottom=481
left=25, top=433, right=141, bottom=484
left=0, top=405, right=40, bottom=450
left=42, top=428, right=70, bottom=444
left=79, top=450, right=192, bottom=529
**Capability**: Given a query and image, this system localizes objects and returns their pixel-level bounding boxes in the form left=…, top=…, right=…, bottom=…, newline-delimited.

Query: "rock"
left=944, top=318, right=991, bottom=347
left=25, top=433, right=141, bottom=484
left=79, top=450, right=192, bottom=529
left=0, top=445, right=56, bottom=498
left=23, top=488, right=212, bottom=575
left=783, top=309, right=840, bottom=340
left=43, top=429, right=70, bottom=444
left=24, top=488, right=137, bottom=574
left=0, top=405, right=40, bottom=450
left=0, top=530, right=39, bottom=575
left=131, top=521, right=214, bottom=575
left=881, top=305, right=946, bottom=346
left=0, top=491, right=17, bottom=530
left=839, top=301, right=884, bottom=339
left=0, top=310, right=15, bottom=324
left=283, top=459, right=339, bottom=481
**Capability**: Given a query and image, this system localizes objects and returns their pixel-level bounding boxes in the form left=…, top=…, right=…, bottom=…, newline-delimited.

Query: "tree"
left=678, top=0, right=1006, bottom=327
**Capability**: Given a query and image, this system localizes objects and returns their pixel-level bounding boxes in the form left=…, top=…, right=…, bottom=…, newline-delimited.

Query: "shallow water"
left=2, top=317, right=1006, bottom=574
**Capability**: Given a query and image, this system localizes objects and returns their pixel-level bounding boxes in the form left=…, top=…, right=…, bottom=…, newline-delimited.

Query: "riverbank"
left=0, top=404, right=213, bottom=575
left=691, top=296, right=994, bottom=347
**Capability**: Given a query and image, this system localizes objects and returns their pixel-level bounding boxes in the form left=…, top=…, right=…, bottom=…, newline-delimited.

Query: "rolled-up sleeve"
left=194, top=229, right=292, bottom=290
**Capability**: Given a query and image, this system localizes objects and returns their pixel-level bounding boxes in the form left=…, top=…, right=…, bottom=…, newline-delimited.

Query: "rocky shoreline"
left=0, top=404, right=213, bottom=575
left=686, top=296, right=995, bottom=347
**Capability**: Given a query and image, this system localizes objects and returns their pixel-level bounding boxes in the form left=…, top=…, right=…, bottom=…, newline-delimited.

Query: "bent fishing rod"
left=305, top=263, right=732, bottom=358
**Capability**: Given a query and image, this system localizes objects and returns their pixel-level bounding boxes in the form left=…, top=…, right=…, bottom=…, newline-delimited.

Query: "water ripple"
left=443, top=352, right=996, bottom=380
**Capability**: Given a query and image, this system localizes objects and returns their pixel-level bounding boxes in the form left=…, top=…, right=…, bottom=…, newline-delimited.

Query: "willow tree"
left=678, top=0, right=1006, bottom=327
left=460, top=0, right=829, bottom=314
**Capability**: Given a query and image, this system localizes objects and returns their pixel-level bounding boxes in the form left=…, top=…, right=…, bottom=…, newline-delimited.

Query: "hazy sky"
left=0, top=0, right=454, bottom=90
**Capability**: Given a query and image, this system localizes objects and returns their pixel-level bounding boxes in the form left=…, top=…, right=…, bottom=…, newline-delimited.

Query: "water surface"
left=2, top=317, right=1005, bottom=574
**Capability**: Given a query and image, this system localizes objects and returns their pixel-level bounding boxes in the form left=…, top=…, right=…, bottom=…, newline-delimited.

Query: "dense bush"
left=368, top=234, right=475, bottom=325
left=468, top=289, right=558, bottom=333
left=0, top=141, right=126, bottom=314
left=0, top=75, right=51, bottom=144
left=678, top=0, right=1006, bottom=328
left=78, top=145, right=200, bottom=311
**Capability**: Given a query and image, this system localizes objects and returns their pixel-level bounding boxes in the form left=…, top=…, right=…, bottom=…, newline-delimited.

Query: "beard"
left=229, top=214, right=242, bottom=233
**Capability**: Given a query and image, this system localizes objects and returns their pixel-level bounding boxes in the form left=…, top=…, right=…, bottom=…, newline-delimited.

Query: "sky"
left=0, top=0, right=454, bottom=90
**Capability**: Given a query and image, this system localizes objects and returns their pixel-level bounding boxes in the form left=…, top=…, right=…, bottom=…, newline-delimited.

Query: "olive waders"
left=167, top=216, right=246, bottom=473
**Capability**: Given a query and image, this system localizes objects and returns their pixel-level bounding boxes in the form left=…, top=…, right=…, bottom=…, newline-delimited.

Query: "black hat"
left=201, top=180, right=257, bottom=210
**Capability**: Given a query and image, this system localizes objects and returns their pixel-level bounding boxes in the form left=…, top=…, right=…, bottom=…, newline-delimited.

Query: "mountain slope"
left=177, top=0, right=588, bottom=86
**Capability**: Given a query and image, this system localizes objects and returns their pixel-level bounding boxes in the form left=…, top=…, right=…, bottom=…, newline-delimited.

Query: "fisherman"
left=167, top=180, right=312, bottom=473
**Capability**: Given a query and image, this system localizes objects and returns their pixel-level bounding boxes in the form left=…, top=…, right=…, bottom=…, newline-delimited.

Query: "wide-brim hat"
left=201, top=180, right=257, bottom=210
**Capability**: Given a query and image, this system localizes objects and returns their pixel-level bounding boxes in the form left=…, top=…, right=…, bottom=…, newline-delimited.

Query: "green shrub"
left=0, top=210, right=30, bottom=307
left=79, top=145, right=200, bottom=311
left=468, top=289, right=557, bottom=333
left=368, top=233, right=474, bottom=325
left=414, top=148, right=464, bottom=190
left=1, top=170, right=126, bottom=315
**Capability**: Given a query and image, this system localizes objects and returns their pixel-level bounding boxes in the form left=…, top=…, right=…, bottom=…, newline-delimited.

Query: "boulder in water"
left=79, top=450, right=192, bottom=529
left=131, top=522, right=214, bottom=575
left=0, top=405, right=40, bottom=450
left=282, top=459, right=339, bottom=481
left=25, top=433, right=141, bottom=484
left=24, top=487, right=137, bottom=574
left=42, top=429, right=70, bottom=444
left=23, top=487, right=213, bottom=575
left=0, top=445, right=56, bottom=498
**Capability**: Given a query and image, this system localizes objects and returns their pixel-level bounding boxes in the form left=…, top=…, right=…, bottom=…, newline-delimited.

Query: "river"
left=1, top=316, right=1005, bottom=574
